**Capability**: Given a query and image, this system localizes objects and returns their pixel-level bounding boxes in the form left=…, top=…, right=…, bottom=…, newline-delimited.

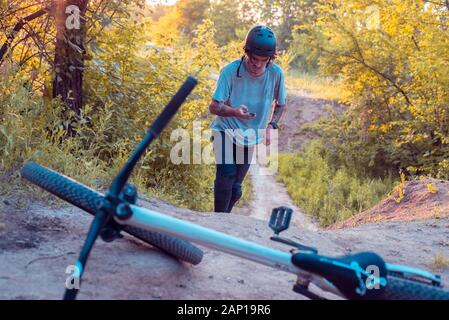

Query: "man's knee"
left=214, top=173, right=234, bottom=191
left=231, top=182, right=242, bottom=200
left=216, top=163, right=237, bottom=178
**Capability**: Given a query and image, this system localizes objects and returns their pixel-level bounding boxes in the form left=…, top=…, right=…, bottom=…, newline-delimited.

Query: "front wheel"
left=21, top=162, right=204, bottom=265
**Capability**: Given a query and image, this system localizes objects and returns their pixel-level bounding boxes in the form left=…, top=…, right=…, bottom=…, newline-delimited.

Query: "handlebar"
left=108, top=76, right=198, bottom=197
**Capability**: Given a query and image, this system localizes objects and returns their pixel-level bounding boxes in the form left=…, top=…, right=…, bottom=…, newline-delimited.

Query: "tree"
left=206, top=0, right=255, bottom=46
left=0, top=0, right=145, bottom=135
left=52, top=0, right=88, bottom=129
left=176, top=0, right=210, bottom=36
left=259, top=0, right=320, bottom=51
left=0, top=7, right=48, bottom=64
left=306, top=0, right=449, bottom=178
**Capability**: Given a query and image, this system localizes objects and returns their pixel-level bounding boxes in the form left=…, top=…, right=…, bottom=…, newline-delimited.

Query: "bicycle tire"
left=21, top=162, right=203, bottom=265
left=380, top=276, right=449, bottom=300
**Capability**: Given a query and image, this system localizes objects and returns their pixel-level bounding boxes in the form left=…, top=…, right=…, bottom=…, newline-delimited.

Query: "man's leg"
left=214, top=165, right=236, bottom=212
left=226, top=144, right=254, bottom=213
left=226, top=163, right=250, bottom=213
left=213, top=131, right=236, bottom=212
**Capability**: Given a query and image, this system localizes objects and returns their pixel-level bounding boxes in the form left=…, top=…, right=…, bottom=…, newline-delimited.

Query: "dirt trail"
left=277, top=89, right=342, bottom=153
left=1, top=193, right=448, bottom=300
left=234, top=164, right=318, bottom=232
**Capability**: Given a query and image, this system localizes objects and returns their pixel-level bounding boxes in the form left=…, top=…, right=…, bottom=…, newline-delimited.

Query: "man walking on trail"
left=209, top=25, right=287, bottom=213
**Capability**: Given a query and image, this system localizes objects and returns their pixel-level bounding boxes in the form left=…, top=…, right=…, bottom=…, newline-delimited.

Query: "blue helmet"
left=244, top=25, right=277, bottom=57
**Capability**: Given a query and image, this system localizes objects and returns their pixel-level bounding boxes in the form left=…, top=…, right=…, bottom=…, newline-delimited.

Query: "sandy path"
left=1, top=195, right=447, bottom=300
left=235, top=164, right=318, bottom=232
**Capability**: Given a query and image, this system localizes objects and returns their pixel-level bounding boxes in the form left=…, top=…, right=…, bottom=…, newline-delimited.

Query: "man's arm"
left=209, top=99, right=236, bottom=117
left=268, top=103, right=286, bottom=128
left=209, top=100, right=254, bottom=120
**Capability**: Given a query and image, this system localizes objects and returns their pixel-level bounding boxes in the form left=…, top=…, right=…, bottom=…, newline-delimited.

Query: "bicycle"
left=21, top=76, right=449, bottom=300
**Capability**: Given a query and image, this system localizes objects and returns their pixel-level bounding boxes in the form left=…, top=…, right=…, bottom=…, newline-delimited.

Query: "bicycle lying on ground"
left=21, top=76, right=449, bottom=300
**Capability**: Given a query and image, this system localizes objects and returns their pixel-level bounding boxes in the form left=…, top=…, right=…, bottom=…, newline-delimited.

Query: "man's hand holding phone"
left=234, top=105, right=256, bottom=120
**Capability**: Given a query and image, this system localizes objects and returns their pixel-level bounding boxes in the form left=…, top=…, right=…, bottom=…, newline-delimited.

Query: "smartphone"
left=246, top=112, right=256, bottom=117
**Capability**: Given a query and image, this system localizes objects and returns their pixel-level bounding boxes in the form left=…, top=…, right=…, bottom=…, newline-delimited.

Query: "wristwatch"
left=268, top=122, right=279, bottom=129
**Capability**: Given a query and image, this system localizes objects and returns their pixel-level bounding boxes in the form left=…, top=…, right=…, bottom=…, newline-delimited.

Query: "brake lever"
left=386, top=263, right=441, bottom=286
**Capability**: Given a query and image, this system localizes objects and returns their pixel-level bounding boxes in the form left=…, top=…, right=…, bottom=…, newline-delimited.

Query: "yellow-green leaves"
left=304, top=0, right=449, bottom=179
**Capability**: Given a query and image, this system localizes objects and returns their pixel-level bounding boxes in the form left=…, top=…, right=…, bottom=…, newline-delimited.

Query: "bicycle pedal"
left=269, top=206, right=292, bottom=235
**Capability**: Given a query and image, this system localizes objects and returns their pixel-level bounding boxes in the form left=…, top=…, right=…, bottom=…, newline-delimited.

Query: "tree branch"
left=22, top=23, right=53, bottom=65
left=326, top=16, right=414, bottom=107
left=0, top=1, right=48, bottom=20
left=0, top=7, right=49, bottom=65
left=319, top=44, right=414, bottom=107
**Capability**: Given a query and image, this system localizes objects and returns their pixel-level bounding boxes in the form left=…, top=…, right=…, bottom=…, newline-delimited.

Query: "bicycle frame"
left=114, top=204, right=444, bottom=299
left=116, top=204, right=345, bottom=298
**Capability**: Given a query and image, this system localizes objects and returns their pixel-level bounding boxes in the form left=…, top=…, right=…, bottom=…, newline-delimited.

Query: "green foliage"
left=289, top=28, right=323, bottom=73
left=302, top=0, right=449, bottom=180
left=81, top=18, right=221, bottom=211
left=259, top=0, right=321, bottom=51
left=277, top=50, right=296, bottom=74
left=176, top=0, right=211, bottom=36
left=0, top=18, right=226, bottom=212
left=278, top=141, right=395, bottom=227
left=206, top=0, right=256, bottom=46
left=0, top=67, right=110, bottom=189
left=286, top=70, right=343, bottom=100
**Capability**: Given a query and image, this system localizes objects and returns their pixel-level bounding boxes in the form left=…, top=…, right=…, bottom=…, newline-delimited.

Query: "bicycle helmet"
left=244, top=25, right=277, bottom=57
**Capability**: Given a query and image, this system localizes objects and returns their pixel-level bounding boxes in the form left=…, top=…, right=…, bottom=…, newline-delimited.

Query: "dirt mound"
left=329, top=178, right=449, bottom=230
left=277, top=89, right=343, bottom=152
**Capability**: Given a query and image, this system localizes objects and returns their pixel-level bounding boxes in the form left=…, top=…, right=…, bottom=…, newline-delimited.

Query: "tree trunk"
left=52, top=0, right=88, bottom=136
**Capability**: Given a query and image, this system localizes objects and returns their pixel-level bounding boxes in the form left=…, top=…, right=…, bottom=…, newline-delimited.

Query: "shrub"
left=278, top=141, right=395, bottom=227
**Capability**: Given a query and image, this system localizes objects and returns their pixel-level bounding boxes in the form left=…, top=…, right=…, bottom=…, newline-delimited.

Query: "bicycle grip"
left=149, top=76, right=198, bottom=138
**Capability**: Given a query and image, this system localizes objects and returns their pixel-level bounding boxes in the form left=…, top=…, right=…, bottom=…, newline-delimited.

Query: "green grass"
left=286, top=70, right=344, bottom=101
left=236, top=172, right=254, bottom=209
left=431, top=252, right=449, bottom=270
left=277, top=141, right=395, bottom=227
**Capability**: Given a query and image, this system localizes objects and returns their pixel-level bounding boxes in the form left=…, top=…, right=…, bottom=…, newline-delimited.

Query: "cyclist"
left=209, top=25, right=287, bottom=213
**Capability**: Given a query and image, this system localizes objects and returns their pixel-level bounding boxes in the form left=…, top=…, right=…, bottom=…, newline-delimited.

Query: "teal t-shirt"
left=210, top=59, right=286, bottom=146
